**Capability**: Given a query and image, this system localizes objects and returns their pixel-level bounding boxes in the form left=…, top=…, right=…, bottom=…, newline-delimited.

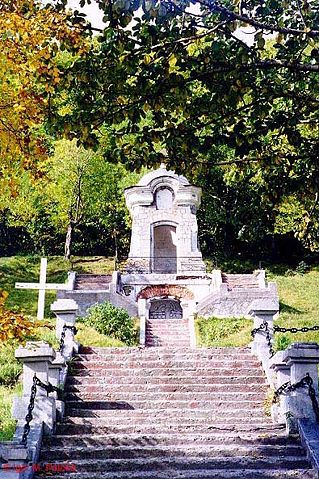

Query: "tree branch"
left=196, top=0, right=319, bottom=38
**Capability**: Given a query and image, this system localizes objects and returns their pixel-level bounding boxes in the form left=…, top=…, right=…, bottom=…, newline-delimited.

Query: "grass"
left=268, top=266, right=319, bottom=350
left=196, top=317, right=252, bottom=347
left=0, top=255, right=114, bottom=316
left=0, top=383, right=22, bottom=441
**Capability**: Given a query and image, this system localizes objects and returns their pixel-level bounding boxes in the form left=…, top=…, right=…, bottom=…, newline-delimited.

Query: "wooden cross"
left=15, top=258, right=70, bottom=320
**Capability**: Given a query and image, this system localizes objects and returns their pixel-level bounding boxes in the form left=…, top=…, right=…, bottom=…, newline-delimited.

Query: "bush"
left=85, top=301, right=136, bottom=345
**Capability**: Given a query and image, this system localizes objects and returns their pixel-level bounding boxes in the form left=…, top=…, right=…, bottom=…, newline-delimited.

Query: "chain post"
left=20, top=374, right=60, bottom=446
left=272, top=373, right=319, bottom=425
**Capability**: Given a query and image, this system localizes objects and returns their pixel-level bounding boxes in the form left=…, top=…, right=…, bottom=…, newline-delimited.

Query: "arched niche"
left=155, top=187, right=174, bottom=210
left=152, top=223, right=177, bottom=273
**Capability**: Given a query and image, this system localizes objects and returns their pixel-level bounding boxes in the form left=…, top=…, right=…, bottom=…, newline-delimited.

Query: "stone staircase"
left=74, top=274, right=112, bottom=290
left=222, top=273, right=260, bottom=291
left=146, top=319, right=191, bottom=347
left=37, top=346, right=316, bottom=479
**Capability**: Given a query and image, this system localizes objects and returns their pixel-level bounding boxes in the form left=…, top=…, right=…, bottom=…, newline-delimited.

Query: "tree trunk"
left=64, top=222, right=73, bottom=260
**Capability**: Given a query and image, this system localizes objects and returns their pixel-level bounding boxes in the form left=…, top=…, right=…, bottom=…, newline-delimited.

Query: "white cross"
left=15, top=258, right=70, bottom=320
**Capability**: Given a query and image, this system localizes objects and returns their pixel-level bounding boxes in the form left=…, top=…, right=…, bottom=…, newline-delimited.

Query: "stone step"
left=70, top=367, right=263, bottom=377
left=43, top=430, right=298, bottom=448
left=64, top=398, right=265, bottom=411
left=66, top=375, right=266, bottom=386
left=33, top=456, right=311, bottom=473
left=57, top=414, right=275, bottom=425
left=145, top=326, right=189, bottom=330
left=78, top=347, right=253, bottom=356
left=65, top=383, right=267, bottom=393
left=38, top=469, right=317, bottom=479
left=146, top=342, right=191, bottom=347
left=64, top=391, right=267, bottom=402
left=54, top=422, right=279, bottom=436
left=74, top=352, right=259, bottom=361
left=40, top=443, right=305, bottom=461
left=71, top=360, right=262, bottom=369
left=66, top=408, right=267, bottom=420
left=64, top=407, right=268, bottom=418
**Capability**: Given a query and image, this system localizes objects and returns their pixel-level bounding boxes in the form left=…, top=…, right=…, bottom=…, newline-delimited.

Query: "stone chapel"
left=58, top=165, right=278, bottom=320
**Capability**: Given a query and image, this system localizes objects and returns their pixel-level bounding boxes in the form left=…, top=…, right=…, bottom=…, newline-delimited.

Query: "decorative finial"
left=160, top=163, right=166, bottom=169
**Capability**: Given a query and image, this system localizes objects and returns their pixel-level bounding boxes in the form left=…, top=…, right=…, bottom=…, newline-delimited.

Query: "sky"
left=67, top=0, right=105, bottom=30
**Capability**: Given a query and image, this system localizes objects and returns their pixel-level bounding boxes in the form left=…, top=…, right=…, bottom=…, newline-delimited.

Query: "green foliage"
left=196, top=316, right=252, bottom=347
left=84, top=301, right=137, bottom=345
left=76, top=323, right=125, bottom=347
left=1, top=140, right=144, bottom=257
left=295, top=261, right=310, bottom=275
left=0, top=343, right=22, bottom=386
left=0, top=384, right=21, bottom=441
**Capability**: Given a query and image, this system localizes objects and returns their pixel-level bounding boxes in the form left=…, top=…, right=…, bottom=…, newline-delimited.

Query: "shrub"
left=85, top=301, right=136, bottom=345
left=295, top=261, right=310, bottom=275
left=275, top=334, right=291, bottom=352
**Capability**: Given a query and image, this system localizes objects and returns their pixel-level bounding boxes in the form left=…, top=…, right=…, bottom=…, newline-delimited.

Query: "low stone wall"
left=57, top=290, right=138, bottom=317
left=196, top=283, right=278, bottom=318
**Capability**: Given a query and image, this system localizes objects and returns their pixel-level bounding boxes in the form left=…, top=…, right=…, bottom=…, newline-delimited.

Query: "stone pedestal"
left=282, top=343, right=319, bottom=432
left=270, top=351, right=291, bottom=424
left=0, top=444, right=29, bottom=479
left=14, top=342, right=56, bottom=435
left=49, top=352, right=66, bottom=420
left=249, top=299, right=279, bottom=384
left=51, top=299, right=79, bottom=359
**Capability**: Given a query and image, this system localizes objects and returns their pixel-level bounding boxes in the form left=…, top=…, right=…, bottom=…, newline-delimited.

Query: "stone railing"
left=0, top=299, right=79, bottom=479
left=250, top=300, right=319, bottom=472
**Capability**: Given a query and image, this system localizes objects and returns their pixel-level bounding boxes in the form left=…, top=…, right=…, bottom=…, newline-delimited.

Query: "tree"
left=49, top=0, right=318, bottom=249
left=2, top=139, right=143, bottom=257
left=0, top=0, right=88, bottom=182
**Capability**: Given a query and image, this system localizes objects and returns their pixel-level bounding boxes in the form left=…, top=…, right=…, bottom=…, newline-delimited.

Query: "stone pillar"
left=0, top=445, right=29, bottom=479
left=48, top=352, right=66, bottom=421
left=270, top=351, right=291, bottom=424
left=249, top=298, right=279, bottom=384
left=282, top=343, right=319, bottom=432
left=255, top=269, right=266, bottom=288
left=51, top=298, right=79, bottom=360
left=138, top=299, right=146, bottom=347
left=13, top=342, right=56, bottom=435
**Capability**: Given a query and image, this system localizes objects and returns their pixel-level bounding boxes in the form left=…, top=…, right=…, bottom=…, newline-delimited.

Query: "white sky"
left=67, top=0, right=105, bottom=29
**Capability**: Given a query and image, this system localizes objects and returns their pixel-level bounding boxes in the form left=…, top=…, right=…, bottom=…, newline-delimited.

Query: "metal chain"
left=251, top=322, right=319, bottom=358
left=20, top=375, right=38, bottom=445
left=272, top=373, right=319, bottom=424
left=20, top=374, right=61, bottom=445
left=251, top=320, right=275, bottom=357
left=306, top=375, right=319, bottom=423
left=274, top=325, right=319, bottom=334
left=59, top=324, right=78, bottom=353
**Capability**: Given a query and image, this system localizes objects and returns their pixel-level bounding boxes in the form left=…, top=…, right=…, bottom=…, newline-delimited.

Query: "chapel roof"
left=137, top=164, right=190, bottom=187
